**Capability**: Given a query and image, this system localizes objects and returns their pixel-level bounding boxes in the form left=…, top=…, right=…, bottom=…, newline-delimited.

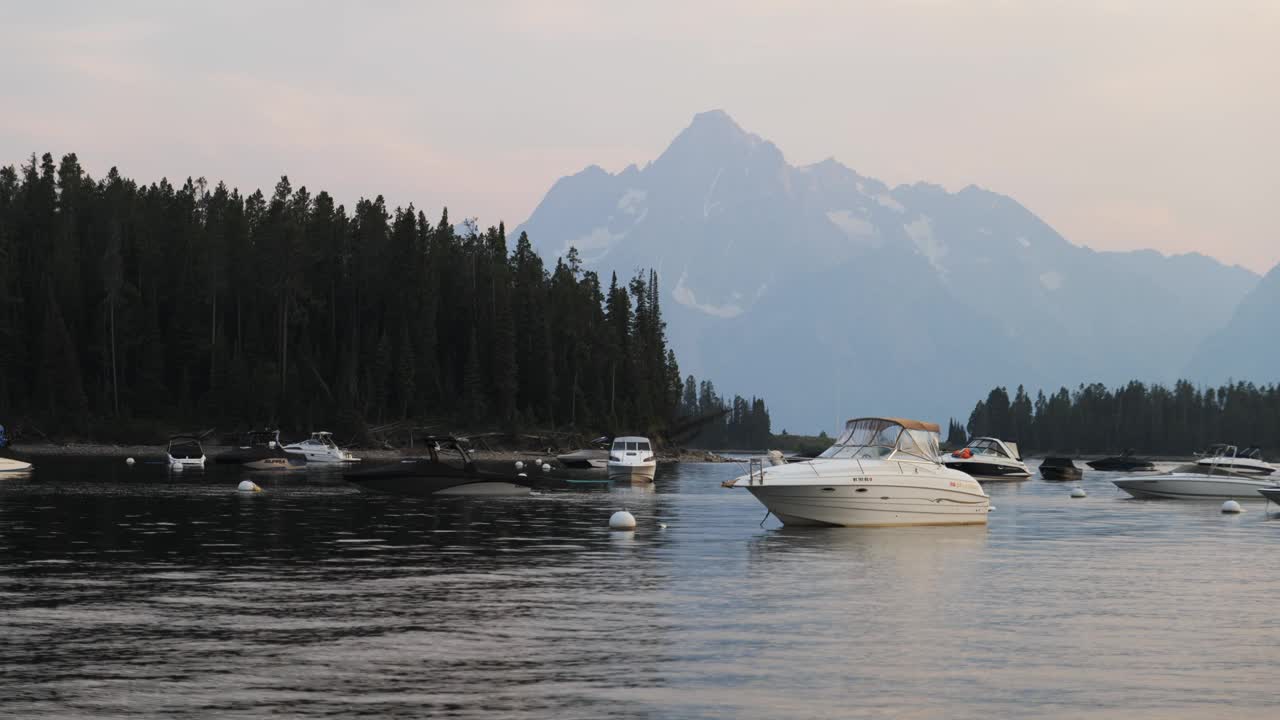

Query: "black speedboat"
left=1259, top=486, right=1280, bottom=504
left=1086, top=449, right=1155, bottom=472
left=215, top=429, right=306, bottom=471
left=1039, top=456, right=1083, bottom=481
left=345, top=436, right=535, bottom=497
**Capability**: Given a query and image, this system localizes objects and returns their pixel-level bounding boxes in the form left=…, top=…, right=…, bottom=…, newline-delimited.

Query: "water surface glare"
left=2, top=458, right=1279, bottom=718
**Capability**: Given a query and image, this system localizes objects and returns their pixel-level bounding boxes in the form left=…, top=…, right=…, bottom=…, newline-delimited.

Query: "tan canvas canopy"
left=847, top=417, right=940, bottom=433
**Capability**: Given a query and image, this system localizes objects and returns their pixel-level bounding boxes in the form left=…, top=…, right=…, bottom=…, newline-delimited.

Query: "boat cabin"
left=610, top=436, right=653, bottom=460
left=239, top=429, right=282, bottom=449
left=817, top=417, right=941, bottom=462
left=167, top=435, right=204, bottom=460
left=295, top=432, right=341, bottom=452
left=962, top=437, right=1021, bottom=461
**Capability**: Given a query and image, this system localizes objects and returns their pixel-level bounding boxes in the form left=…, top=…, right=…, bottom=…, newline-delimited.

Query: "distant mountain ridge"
left=516, top=110, right=1260, bottom=432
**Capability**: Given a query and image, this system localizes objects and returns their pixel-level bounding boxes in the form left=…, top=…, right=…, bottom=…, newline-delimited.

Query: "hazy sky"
left=3, top=1, right=1276, bottom=271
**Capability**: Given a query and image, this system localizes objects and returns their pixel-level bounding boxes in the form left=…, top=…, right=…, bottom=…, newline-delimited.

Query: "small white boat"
left=166, top=435, right=207, bottom=469
left=1113, top=455, right=1280, bottom=499
left=942, top=436, right=1031, bottom=480
left=284, top=432, right=360, bottom=463
left=725, top=417, right=990, bottom=527
left=0, top=456, right=33, bottom=473
left=607, top=436, right=657, bottom=481
left=1194, top=444, right=1274, bottom=476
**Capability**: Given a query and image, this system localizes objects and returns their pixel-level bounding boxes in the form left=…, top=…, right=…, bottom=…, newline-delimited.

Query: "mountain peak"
left=654, top=110, right=780, bottom=173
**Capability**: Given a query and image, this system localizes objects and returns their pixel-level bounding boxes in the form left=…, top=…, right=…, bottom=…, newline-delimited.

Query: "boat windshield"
left=612, top=440, right=652, bottom=452
left=966, top=438, right=1011, bottom=459
left=818, top=418, right=939, bottom=462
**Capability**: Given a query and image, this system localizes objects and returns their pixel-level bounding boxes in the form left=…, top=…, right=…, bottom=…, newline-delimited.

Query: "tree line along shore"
left=0, top=152, right=771, bottom=450
left=955, top=380, right=1280, bottom=456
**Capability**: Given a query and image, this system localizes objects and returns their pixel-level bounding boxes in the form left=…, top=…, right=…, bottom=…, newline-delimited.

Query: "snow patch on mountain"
left=876, top=193, right=905, bottom=212
left=617, top=188, right=646, bottom=214
left=672, top=272, right=744, bottom=318
left=826, top=210, right=879, bottom=244
left=562, top=227, right=625, bottom=263
left=905, top=217, right=946, bottom=272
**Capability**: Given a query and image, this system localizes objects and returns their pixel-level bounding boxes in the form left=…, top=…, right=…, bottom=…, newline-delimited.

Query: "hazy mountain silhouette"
left=1186, top=263, right=1280, bottom=384
left=516, top=110, right=1259, bottom=432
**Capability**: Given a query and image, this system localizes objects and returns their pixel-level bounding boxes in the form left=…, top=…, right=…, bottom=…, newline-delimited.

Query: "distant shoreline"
left=5, top=442, right=737, bottom=464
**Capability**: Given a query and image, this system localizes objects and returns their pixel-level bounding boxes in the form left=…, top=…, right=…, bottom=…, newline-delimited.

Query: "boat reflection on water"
left=748, top=523, right=988, bottom=567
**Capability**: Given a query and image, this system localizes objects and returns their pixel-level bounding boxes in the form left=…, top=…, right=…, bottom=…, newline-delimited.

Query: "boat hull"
left=942, top=460, right=1030, bottom=481
left=607, top=462, right=656, bottom=482
left=557, top=449, right=609, bottom=469
left=244, top=456, right=307, bottom=471
left=284, top=448, right=360, bottom=463
left=345, top=461, right=535, bottom=497
left=1113, top=474, right=1279, bottom=499
left=1258, top=487, right=1280, bottom=503
left=0, top=457, right=33, bottom=473
left=1039, top=467, right=1082, bottom=481
left=1087, top=458, right=1156, bottom=472
left=167, top=455, right=206, bottom=469
left=745, top=483, right=989, bottom=527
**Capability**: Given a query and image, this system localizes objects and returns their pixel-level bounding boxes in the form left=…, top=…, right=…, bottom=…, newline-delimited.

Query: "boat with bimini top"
left=283, top=431, right=360, bottom=463
left=725, top=417, right=990, bottom=527
left=216, top=429, right=306, bottom=471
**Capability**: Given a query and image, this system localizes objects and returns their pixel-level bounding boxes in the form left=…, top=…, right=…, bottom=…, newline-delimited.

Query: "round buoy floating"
left=541, top=463, right=552, bottom=472
left=609, top=510, right=637, bottom=530
left=1221, top=500, right=1243, bottom=514
left=658, top=522, right=668, bottom=529
left=514, top=460, right=524, bottom=471
left=125, top=457, right=136, bottom=466
left=237, top=480, right=262, bottom=493
left=1070, top=487, right=1087, bottom=498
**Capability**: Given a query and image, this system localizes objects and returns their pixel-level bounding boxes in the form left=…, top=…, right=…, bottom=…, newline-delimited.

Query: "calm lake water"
left=2, top=458, right=1279, bottom=718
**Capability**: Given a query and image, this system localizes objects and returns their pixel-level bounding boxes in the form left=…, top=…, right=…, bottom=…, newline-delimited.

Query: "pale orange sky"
left=2, top=1, right=1276, bottom=271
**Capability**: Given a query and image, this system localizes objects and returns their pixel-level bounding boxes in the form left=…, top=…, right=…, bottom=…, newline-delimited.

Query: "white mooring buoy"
left=237, top=480, right=262, bottom=493
left=1070, top=487, right=1087, bottom=498
left=1221, top=500, right=1243, bottom=514
left=541, top=463, right=552, bottom=472
left=125, top=457, right=136, bottom=466
left=609, top=510, right=637, bottom=530
left=514, top=460, right=524, bottom=471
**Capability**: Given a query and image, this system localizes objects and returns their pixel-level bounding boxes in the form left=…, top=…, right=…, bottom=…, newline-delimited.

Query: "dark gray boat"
left=1039, top=457, right=1083, bottom=481
left=345, top=436, right=535, bottom=497
left=1087, top=449, right=1155, bottom=472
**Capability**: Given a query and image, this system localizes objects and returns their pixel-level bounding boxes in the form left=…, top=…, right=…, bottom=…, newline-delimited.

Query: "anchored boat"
left=1039, top=457, right=1083, bottom=481
left=725, top=417, right=990, bottom=527
left=344, top=436, right=535, bottom=497
left=284, top=431, right=360, bottom=463
left=606, top=436, right=657, bottom=481
left=215, top=429, right=306, bottom=471
left=166, top=435, right=207, bottom=469
left=943, top=437, right=1031, bottom=480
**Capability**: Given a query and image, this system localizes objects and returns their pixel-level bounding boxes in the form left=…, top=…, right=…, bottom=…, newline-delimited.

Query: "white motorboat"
left=942, top=436, right=1031, bottom=480
left=606, top=436, right=657, bottom=481
left=1113, top=465, right=1280, bottom=500
left=166, top=435, right=207, bottom=469
left=725, top=417, right=990, bottom=527
left=1194, top=444, right=1274, bottom=476
left=284, top=431, right=360, bottom=463
left=0, top=456, right=33, bottom=473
